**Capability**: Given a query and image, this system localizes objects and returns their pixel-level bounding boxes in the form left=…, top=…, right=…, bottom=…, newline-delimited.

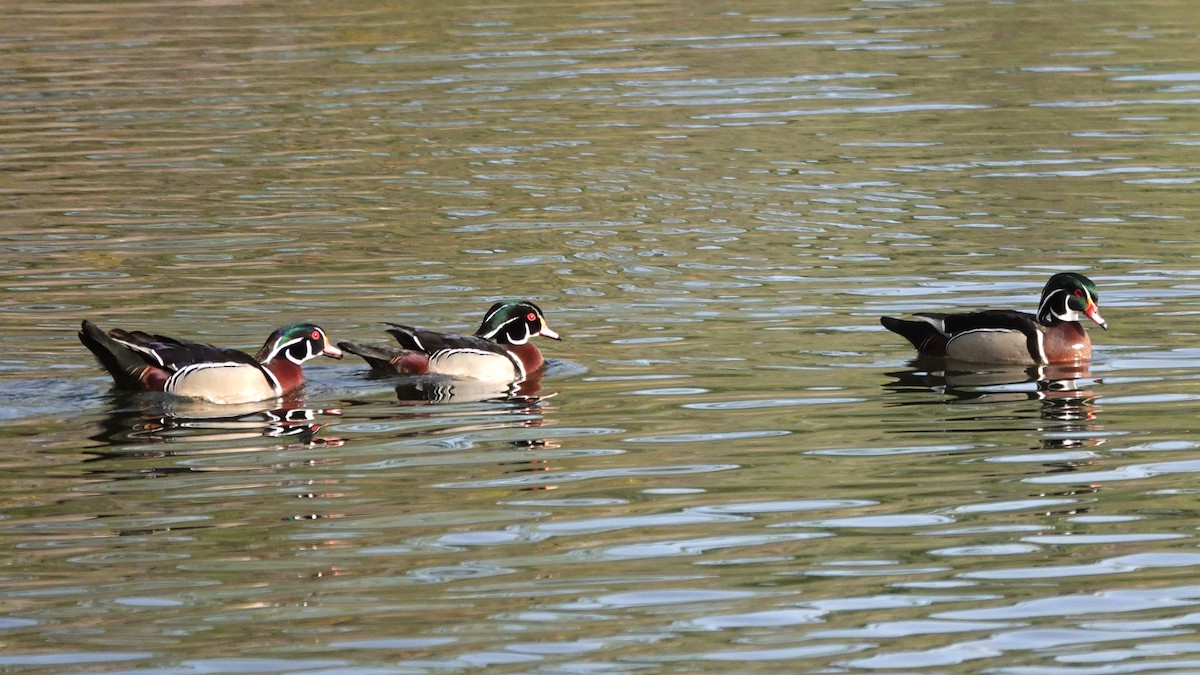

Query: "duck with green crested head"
left=79, top=320, right=343, bottom=405
left=339, top=300, right=561, bottom=383
left=880, top=272, right=1107, bottom=365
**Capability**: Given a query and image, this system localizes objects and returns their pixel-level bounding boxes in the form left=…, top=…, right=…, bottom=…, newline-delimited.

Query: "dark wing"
left=338, top=340, right=411, bottom=372
left=385, top=324, right=509, bottom=357
left=930, top=310, right=1040, bottom=337
left=108, top=328, right=259, bottom=371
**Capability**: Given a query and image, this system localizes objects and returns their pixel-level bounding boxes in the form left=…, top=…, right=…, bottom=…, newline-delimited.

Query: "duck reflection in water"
left=91, top=392, right=344, bottom=451
left=392, top=365, right=547, bottom=405
left=884, top=360, right=1100, bottom=435
left=883, top=361, right=1103, bottom=506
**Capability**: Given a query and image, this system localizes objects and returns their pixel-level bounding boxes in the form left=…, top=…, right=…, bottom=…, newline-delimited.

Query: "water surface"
left=4, top=0, right=1200, bottom=671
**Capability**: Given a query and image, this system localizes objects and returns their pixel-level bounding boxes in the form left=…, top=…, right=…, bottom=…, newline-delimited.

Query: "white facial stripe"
left=481, top=315, right=515, bottom=341
left=1040, top=288, right=1076, bottom=322
left=1038, top=289, right=1059, bottom=317
left=289, top=339, right=315, bottom=366
left=482, top=304, right=506, bottom=325
left=267, top=336, right=304, bottom=363
left=1050, top=287, right=1093, bottom=323
left=500, top=316, right=534, bottom=345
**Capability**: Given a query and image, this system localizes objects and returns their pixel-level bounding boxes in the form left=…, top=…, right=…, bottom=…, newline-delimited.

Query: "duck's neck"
left=263, top=357, right=305, bottom=394
left=507, top=342, right=545, bottom=374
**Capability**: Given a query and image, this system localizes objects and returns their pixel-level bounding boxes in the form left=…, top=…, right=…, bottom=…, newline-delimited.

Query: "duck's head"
left=1038, top=273, right=1106, bottom=329
left=258, top=324, right=344, bottom=365
left=476, top=301, right=561, bottom=345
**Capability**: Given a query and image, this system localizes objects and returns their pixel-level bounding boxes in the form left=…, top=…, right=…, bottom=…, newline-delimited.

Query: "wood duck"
left=339, top=300, right=560, bottom=383
left=880, top=272, right=1107, bottom=365
left=79, top=320, right=343, bottom=404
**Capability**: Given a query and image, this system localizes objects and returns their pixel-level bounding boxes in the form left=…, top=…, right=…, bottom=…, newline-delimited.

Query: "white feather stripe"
left=165, top=362, right=281, bottom=404
left=915, top=314, right=950, bottom=336
left=111, top=337, right=167, bottom=367
left=511, top=348, right=527, bottom=381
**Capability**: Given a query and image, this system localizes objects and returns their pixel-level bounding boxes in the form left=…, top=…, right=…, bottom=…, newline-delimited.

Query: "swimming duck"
left=339, top=300, right=560, bottom=382
left=880, top=272, right=1107, bottom=365
left=80, top=320, right=342, bottom=404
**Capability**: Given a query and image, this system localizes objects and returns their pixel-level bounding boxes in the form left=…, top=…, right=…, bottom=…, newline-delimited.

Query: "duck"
left=339, top=300, right=560, bottom=383
left=880, top=272, right=1107, bottom=365
left=79, top=320, right=343, bottom=404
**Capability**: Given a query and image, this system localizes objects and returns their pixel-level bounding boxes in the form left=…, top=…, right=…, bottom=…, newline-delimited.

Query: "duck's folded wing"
left=385, top=324, right=508, bottom=357
left=928, top=310, right=1039, bottom=337
left=108, top=329, right=259, bottom=370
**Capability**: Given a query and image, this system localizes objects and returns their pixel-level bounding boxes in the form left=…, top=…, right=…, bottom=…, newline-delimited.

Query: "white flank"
left=947, top=328, right=1039, bottom=365
left=429, top=348, right=523, bottom=382
left=165, top=362, right=281, bottom=404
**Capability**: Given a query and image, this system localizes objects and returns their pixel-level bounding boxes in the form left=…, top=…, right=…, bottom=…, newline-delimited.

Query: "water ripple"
left=555, top=589, right=760, bottom=611
left=434, top=463, right=739, bottom=489
left=1025, top=459, right=1200, bottom=484
left=624, top=430, right=789, bottom=443
left=845, top=627, right=1182, bottom=669
left=684, top=396, right=864, bottom=410
left=599, top=532, right=830, bottom=560
left=779, top=514, right=955, bottom=529
left=960, top=553, right=1200, bottom=580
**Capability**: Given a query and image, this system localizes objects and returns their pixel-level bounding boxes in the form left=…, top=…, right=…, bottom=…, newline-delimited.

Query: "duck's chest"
left=1041, top=322, right=1092, bottom=364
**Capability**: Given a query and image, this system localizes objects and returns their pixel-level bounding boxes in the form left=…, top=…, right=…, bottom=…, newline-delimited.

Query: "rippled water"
left=4, top=0, right=1200, bottom=671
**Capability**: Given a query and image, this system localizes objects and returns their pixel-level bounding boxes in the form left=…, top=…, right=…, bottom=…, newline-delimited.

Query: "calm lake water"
left=4, top=0, right=1200, bottom=671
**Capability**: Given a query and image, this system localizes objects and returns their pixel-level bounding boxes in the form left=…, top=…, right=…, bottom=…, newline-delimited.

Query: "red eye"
left=527, top=312, right=537, bottom=322
left=311, top=330, right=321, bottom=340
left=1073, top=289, right=1084, bottom=298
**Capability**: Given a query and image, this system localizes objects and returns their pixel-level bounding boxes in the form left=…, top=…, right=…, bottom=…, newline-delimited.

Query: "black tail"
left=880, top=316, right=947, bottom=355
left=338, top=341, right=408, bottom=372
left=78, top=320, right=151, bottom=388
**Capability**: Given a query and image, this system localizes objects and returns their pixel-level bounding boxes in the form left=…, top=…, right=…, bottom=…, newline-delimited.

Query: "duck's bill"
left=1085, top=304, right=1107, bottom=330
left=323, top=343, right=345, bottom=358
left=540, top=325, right=562, bottom=340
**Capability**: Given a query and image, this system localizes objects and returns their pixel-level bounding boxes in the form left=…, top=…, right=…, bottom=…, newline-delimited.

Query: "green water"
left=3, top=0, right=1200, bottom=671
